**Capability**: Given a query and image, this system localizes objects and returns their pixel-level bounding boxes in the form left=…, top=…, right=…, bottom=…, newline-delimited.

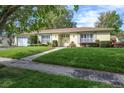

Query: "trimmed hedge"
left=99, top=41, right=110, bottom=47
left=88, top=43, right=98, bottom=47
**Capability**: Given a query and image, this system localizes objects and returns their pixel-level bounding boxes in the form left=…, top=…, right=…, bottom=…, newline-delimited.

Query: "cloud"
left=73, top=8, right=100, bottom=27
left=72, top=5, right=124, bottom=29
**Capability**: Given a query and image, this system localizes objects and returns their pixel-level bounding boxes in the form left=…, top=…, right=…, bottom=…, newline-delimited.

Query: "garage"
left=17, top=37, right=28, bottom=46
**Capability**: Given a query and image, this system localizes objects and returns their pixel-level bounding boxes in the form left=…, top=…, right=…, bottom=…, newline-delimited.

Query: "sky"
left=68, top=5, right=124, bottom=30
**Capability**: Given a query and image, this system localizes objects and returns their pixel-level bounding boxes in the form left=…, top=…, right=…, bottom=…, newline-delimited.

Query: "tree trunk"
left=0, top=5, right=21, bottom=30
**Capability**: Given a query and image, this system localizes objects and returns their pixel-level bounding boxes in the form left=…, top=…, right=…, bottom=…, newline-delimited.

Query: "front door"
left=60, top=34, right=70, bottom=47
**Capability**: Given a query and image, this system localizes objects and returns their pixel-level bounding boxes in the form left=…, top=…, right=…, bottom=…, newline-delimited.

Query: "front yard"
left=0, top=46, right=51, bottom=59
left=0, top=64, right=112, bottom=88
left=34, top=48, right=124, bottom=73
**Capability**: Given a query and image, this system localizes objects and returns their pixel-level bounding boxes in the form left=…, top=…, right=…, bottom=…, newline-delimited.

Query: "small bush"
left=113, top=42, right=124, bottom=48
left=29, top=44, right=42, bottom=46
left=47, top=42, right=52, bottom=47
left=29, top=43, right=52, bottom=46
left=0, top=64, right=5, bottom=68
left=41, top=42, right=51, bottom=46
left=95, top=40, right=100, bottom=47
left=69, top=41, right=76, bottom=48
left=88, top=43, right=97, bottom=47
left=99, top=41, right=111, bottom=47
left=29, top=35, right=38, bottom=44
left=52, top=40, right=58, bottom=47
left=0, top=39, right=2, bottom=44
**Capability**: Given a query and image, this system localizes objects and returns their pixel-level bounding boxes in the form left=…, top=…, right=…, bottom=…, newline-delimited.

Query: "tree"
left=95, top=11, right=123, bottom=34
left=0, top=5, right=77, bottom=45
left=0, top=6, right=20, bottom=30
left=0, top=5, right=78, bottom=32
left=48, top=10, right=76, bottom=28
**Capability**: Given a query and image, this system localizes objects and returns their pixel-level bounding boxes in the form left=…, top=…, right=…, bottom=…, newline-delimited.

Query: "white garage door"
left=18, top=37, right=28, bottom=46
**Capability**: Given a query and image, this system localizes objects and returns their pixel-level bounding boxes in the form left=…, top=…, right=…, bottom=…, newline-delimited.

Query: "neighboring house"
left=15, top=27, right=114, bottom=47
left=0, top=31, right=10, bottom=47
left=111, top=34, right=124, bottom=43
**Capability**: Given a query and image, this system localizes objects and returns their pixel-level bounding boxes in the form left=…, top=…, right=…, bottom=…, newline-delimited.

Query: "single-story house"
left=0, top=31, right=14, bottom=47
left=15, top=27, right=114, bottom=47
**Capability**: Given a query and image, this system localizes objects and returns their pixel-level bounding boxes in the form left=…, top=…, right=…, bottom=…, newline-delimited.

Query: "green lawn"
left=0, top=65, right=112, bottom=88
left=0, top=46, right=51, bottom=59
left=34, top=48, right=124, bottom=73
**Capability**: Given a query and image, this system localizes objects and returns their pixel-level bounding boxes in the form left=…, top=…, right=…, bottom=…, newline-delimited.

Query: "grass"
left=0, top=46, right=51, bottom=59
left=34, top=48, right=124, bottom=73
left=0, top=65, right=112, bottom=88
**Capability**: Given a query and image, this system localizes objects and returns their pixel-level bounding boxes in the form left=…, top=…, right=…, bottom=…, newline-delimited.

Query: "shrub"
left=29, top=44, right=42, bottom=46
left=88, top=43, right=97, bottom=47
left=47, top=42, right=52, bottom=47
left=0, top=39, right=2, bottom=44
left=29, top=35, right=38, bottom=44
left=99, top=41, right=111, bottom=47
left=69, top=41, right=76, bottom=48
left=0, top=64, right=5, bottom=68
left=113, top=42, right=124, bottom=48
left=29, top=42, right=52, bottom=46
left=52, top=40, right=58, bottom=47
left=95, top=40, right=100, bottom=47
left=41, top=42, right=52, bottom=46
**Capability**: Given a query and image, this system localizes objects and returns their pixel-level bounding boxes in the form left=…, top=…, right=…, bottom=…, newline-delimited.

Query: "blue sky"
left=68, top=5, right=124, bottom=30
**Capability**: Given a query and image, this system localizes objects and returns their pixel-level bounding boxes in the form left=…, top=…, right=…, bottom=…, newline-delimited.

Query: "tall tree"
left=95, top=11, right=123, bottom=34
left=0, top=5, right=78, bottom=32
left=0, top=5, right=76, bottom=45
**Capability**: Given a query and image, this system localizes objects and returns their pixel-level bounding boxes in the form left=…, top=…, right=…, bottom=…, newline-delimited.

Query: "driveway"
left=0, top=48, right=8, bottom=50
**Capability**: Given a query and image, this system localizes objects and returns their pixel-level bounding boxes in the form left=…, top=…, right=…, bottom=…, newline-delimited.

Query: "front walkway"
left=21, top=47, right=65, bottom=61
left=0, top=56, right=124, bottom=87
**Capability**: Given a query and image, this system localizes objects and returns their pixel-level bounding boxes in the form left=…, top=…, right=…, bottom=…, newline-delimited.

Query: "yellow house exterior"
left=16, top=27, right=113, bottom=47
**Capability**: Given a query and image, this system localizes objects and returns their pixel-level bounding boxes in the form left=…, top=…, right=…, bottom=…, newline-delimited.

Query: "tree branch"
left=0, top=5, right=21, bottom=30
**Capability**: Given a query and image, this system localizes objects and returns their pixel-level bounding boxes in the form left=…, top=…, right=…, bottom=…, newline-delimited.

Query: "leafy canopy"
left=95, top=11, right=123, bottom=34
left=0, top=5, right=78, bottom=36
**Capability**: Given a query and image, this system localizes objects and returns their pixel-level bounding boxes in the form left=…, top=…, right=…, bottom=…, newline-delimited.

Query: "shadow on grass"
left=0, top=64, right=113, bottom=88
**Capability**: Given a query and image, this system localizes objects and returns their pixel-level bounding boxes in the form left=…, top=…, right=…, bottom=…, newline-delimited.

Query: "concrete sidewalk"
left=0, top=57, right=124, bottom=87
left=21, top=47, right=65, bottom=61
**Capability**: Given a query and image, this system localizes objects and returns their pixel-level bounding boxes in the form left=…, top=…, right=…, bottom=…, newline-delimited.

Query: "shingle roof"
left=22, top=27, right=114, bottom=35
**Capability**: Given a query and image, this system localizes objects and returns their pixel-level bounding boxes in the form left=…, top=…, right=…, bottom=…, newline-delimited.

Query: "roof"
left=22, top=27, right=114, bottom=35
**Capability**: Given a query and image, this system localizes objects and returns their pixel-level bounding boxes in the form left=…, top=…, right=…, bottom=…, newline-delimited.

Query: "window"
left=89, top=34, right=93, bottom=38
left=61, top=34, right=69, bottom=37
left=80, top=34, right=94, bottom=43
left=81, top=34, right=93, bottom=38
left=41, top=34, right=50, bottom=43
left=81, top=34, right=86, bottom=38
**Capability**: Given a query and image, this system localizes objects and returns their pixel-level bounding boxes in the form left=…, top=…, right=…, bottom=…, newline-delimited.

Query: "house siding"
left=14, top=36, right=17, bottom=45
left=70, top=33, right=80, bottom=47
left=96, top=31, right=110, bottom=41
left=38, top=35, right=41, bottom=42
left=51, top=34, right=59, bottom=41
left=15, top=29, right=111, bottom=47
